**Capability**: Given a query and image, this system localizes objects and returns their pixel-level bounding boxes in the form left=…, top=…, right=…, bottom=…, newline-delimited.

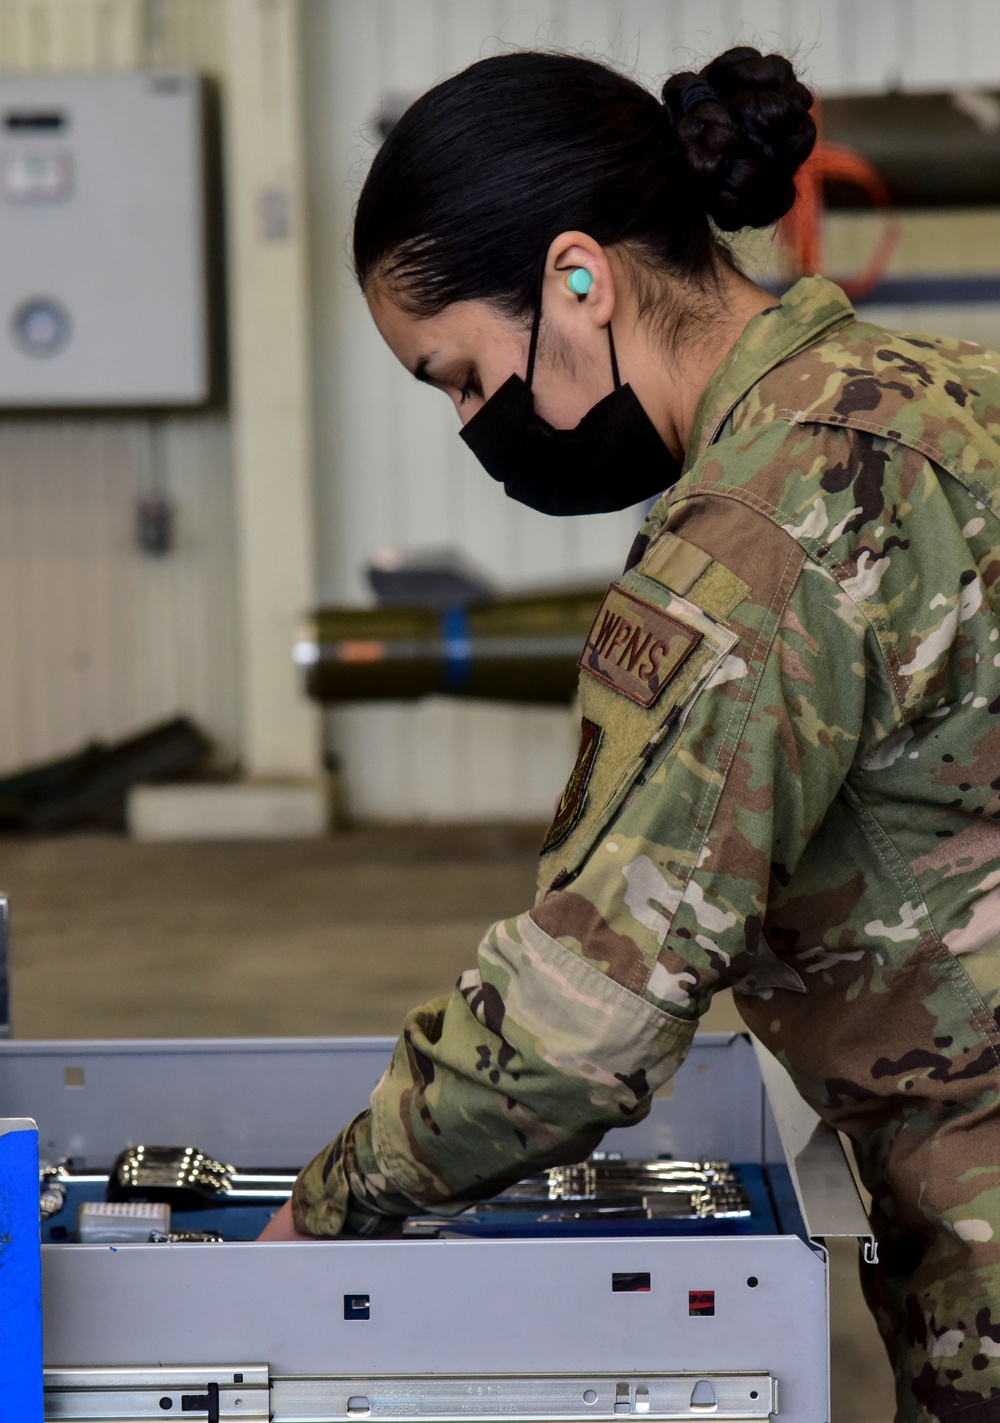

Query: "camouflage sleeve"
left=293, top=491, right=870, bottom=1236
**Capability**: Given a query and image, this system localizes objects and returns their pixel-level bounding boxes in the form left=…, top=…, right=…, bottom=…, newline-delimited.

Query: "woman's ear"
left=543, top=230, right=616, bottom=329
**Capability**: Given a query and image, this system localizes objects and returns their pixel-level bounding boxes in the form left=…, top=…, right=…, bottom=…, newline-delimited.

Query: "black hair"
left=353, top=47, right=815, bottom=323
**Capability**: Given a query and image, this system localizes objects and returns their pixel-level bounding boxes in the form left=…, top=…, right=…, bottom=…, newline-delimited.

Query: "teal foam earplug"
left=567, top=268, right=593, bottom=296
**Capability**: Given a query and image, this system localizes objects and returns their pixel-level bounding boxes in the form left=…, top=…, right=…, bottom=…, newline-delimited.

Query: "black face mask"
left=459, top=288, right=681, bottom=516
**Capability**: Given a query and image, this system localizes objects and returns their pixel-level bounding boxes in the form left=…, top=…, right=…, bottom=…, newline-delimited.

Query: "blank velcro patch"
left=579, top=583, right=702, bottom=708
left=640, top=531, right=712, bottom=595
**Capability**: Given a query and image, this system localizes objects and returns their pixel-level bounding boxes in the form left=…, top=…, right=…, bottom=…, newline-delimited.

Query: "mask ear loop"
left=523, top=241, right=559, bottom=391
left=525, top=297, right=543, bottom=389
left=525, top=255, right=621, bottom=391
left=607, top=323, right=621, bottom=390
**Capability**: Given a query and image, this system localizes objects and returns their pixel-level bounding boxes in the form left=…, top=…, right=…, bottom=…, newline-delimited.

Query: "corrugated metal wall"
left=0, top=0, right=241, bottom=770
left=3, top=3, right=1000, bottom=818
left=304, top=0, right=1000, bottom=820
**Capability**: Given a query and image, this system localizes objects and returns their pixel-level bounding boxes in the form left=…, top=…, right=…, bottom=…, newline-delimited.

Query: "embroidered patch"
left=542, top=717, right=603, bottom=854
left=578, top=583, right=702, bottom=707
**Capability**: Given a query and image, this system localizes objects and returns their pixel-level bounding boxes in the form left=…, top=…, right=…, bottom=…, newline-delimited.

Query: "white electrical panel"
left=0, top=72, right=209, bottom=407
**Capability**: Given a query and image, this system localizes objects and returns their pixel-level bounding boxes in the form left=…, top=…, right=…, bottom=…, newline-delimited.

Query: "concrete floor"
left=2, top=827, right=897, bottom=1422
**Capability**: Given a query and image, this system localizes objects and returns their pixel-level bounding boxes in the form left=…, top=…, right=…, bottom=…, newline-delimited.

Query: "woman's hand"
left=257, top=1199, right=320, bottom=1241
left=257, top=1196, right=407, bottom=1240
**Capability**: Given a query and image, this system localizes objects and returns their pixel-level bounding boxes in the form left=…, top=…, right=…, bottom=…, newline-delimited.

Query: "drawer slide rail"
left=44, top=1368, right=778, bottom=1423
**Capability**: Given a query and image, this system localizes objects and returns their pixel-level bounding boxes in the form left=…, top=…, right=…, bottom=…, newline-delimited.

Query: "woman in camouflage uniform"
left=262, top=46, right=1000, bottom=1423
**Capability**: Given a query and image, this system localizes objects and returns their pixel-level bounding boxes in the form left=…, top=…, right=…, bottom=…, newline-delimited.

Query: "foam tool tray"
left=406, top=1157, right=779, bottom=1239
left=38, top=1151, right=780, bottom=1243
left=40, top=1149, right=286, bottom=1242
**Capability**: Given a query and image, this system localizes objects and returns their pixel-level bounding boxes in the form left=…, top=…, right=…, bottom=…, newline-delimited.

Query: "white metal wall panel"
left=134, top=415, right=242, bottom=763
left=0, top=414, right=240, bottom=768
left=0, top=0, right=241, bottom=774
left=1, top=1, right=998, bottom=813
left=305, top=0, right=1000, bottom=820
left=0, top=421, right=136, bottom=765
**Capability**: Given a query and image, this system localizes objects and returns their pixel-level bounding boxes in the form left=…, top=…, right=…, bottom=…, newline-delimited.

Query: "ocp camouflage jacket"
left=295, top=278, right=1000, bottom=1423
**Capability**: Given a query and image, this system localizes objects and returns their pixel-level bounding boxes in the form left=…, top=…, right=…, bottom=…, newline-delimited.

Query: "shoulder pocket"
left=538, top=571, right=739, bottom=895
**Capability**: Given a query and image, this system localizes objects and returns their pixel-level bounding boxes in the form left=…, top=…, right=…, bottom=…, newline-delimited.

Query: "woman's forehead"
left=368, top=291, right=523, bottom=374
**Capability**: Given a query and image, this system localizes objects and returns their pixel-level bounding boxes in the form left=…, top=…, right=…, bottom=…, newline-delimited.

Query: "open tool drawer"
left=0, top=1032, right=874, bottom=1422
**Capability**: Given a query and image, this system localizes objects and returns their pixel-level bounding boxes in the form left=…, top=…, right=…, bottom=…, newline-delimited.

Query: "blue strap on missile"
left=442, top=606, right=473, bottom=691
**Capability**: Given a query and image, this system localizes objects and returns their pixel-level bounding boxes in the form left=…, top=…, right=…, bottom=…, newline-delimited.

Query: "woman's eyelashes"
left=458, top=371, right=483, bottom=405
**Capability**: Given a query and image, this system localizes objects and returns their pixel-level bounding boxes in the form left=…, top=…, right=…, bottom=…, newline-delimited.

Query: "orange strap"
left=779, top=101, right=901, bottom=300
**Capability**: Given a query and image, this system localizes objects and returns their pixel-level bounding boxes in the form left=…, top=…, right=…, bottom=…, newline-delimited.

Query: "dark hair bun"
left=661, top=46, right=815, bottom=231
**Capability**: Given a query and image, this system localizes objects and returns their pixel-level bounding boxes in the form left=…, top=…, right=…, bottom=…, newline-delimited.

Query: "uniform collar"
left=683, top=276, right=856, bottom=470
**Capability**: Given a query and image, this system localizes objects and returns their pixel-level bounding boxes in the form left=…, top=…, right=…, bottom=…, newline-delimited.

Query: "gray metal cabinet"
left=0, top=1033, right=873, bottom=1422
left=0, top=71, right=208, bottom=406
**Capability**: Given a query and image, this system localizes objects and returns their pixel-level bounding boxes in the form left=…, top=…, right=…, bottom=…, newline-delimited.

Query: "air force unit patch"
left=541, top=717, right=603, bottom=853
left=579, top=583, right=702, bottom=707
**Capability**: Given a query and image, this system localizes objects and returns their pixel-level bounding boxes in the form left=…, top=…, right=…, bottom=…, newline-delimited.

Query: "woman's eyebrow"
left=413, top=354, right=441, bottom=385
